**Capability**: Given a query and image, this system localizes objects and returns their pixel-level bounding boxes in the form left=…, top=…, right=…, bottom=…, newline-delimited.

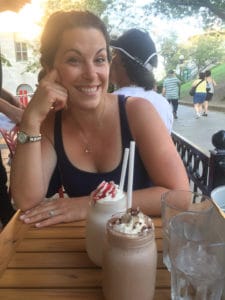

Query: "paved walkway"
left=172, top=104, right=225, bottom=155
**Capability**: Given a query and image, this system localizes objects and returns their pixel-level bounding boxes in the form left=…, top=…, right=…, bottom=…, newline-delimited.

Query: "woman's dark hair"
left=199, top=71, right=205, bottom=80
left=120, top=53, right=156, bottom=90
left=40, top=10, right=110, bottom=69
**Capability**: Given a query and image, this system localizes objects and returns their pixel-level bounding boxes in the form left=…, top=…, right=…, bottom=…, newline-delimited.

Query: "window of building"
left=15, top=42, right=28, bottom=62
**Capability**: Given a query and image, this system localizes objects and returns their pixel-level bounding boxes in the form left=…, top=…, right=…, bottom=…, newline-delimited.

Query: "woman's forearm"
left=132, top=181, right=189, bottom=217
left=10, top=141, right=47, bottom=210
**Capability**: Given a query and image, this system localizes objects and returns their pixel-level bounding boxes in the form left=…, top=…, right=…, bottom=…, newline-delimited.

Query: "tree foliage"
left=105, top=0, right=225, bottom=33
left=159, top=33, right=180, bottom=72
left=25, top=0, right=225, bottom=75
left=102, top=1, right=153, bottom=35
left=160, top=31, right=225, bottom=78
left=144, top=0, right=225, bottom=29
left=188, top=32, right=225, bottom=71
left=42, top=0, right=114, bottom=38
left=41, top=0, right=110, bottom=25
left=0, top=53, right=11, bottom=67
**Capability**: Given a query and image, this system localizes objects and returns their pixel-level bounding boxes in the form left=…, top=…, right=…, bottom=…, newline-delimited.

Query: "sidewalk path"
left=172, top=105, right=225, bottom=155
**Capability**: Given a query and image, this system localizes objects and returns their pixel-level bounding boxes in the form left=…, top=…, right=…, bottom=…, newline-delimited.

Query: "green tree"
left=144, top=0, right=225, bottom=28
left=106, top=1, right=225, bottom=31
left=102, top=1, right=153, bottom=35
left=159, top=31, right=225, bottom=79
left=0, top=53, right=11, bottom=67
left=187, top=32, right=225, bottom=71
left=41, top=0, right=110, bottom=24
left=159, top=33, right=180, bottom=73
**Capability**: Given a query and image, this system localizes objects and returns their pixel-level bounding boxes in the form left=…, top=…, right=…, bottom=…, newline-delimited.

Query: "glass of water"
left=161, top=190, right=213, bottom=271
left=169, top=212, right=225, bottom=300
left=211, top=185, right=225, bottom=218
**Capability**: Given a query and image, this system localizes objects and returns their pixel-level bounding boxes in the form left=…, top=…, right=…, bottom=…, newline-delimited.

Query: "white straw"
left=127, top=141, right=135, bottom=209
left=119, top=148, right=130, bottom=191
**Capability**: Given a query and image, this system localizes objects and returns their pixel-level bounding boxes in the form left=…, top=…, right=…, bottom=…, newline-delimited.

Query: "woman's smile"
left=76, top=85, right=99, bottom=94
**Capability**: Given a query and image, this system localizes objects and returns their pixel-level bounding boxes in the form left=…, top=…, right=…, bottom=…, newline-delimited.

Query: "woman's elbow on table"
left=11, top=189, right=44, bottom=212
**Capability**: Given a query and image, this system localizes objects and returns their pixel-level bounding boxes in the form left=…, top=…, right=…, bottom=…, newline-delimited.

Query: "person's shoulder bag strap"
left=195, top=79, right=204, bottom=89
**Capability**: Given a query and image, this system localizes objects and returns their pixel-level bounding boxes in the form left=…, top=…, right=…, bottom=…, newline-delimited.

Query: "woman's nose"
left=82, top=63, right=96, bottom=79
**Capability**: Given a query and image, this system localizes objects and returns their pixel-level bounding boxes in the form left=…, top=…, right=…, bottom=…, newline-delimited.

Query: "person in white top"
left=110, top=29, right=173, bottom=133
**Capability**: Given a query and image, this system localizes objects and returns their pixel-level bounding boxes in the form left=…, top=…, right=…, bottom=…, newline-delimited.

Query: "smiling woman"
left=10, top=10, right=189, bottom=229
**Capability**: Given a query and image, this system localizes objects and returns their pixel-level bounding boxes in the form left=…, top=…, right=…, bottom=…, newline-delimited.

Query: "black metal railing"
left=172, top=131, right=225, bottom=196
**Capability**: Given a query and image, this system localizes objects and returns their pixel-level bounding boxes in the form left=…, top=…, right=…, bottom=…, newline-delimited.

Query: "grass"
left=180, top=63, right=225, bottom=101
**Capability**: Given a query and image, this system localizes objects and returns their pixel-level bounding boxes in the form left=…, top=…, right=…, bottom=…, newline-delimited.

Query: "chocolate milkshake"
left=86, top=181, right=126, bottom=267
left=102, top=208, right=157, bottom=300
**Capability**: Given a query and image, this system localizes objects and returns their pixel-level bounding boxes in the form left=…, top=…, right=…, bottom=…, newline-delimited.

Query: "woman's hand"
left=19, top=196, right=90, bottom=227
left=21, top=69, right=68, bottom=129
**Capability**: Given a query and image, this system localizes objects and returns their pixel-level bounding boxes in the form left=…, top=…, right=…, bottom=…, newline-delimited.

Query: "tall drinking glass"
left=169, top=212, right=225, bottom=300
left=161, top=190, right=213, bottom=271
left=211, top=185, right=225, bottom=218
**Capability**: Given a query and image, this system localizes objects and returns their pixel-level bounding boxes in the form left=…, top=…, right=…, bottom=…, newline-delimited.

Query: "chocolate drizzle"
left=110, top=207, right=153, bottom=235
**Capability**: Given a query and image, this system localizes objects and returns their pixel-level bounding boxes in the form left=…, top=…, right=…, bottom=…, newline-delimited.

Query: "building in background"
left=0, top=31, right=37, bottom=99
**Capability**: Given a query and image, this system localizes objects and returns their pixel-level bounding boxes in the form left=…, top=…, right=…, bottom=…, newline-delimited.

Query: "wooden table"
left=0, top=211, right=171, bottom=299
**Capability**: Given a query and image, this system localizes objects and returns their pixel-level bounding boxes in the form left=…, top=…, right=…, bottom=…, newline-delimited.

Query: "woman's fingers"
left=27, top=69, right=68, bottom=120
left=35, top=214, right=66, bottom=227
left=19, top=198, right=74, bottom=227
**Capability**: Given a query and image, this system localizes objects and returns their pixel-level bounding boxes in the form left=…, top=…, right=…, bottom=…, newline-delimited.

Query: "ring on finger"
left=49, top=100, right=55, bottom=110
left=48, top=210, right=55, bottom=217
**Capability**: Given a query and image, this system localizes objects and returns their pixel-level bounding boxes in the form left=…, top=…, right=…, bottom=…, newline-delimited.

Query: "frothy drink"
left=102, top=208, right=157, bottom=300
left=86, top=181, right=126, bottom=267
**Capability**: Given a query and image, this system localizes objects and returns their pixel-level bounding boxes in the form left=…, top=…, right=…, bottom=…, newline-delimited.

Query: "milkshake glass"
left=102, top=209, right=157, bottom=300
left=86, top=181, right=126, bottom=267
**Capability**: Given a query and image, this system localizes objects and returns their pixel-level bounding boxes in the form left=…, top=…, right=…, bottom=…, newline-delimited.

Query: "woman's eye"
left=96, top=56, right=107, bottom=64
left=67, top=57, right=79, bottom=64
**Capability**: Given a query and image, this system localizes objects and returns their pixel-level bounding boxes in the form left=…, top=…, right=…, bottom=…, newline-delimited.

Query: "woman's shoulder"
left=125, top=96, right=156, bottom=115
left=108, top=93, right=155, bottom=114
left=126, top=95, right=152, bottom=104
left=207, top=76, right=216, bottom=84
left=193, top=78, right=204, bottom=85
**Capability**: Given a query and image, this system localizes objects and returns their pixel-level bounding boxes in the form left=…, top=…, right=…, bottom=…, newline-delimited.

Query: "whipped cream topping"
left=92, top=181, right=124, bottom=204
left=109, top=208, right=153, bottom=235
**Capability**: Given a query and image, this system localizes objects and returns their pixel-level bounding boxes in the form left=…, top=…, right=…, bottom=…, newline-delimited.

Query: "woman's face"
left=53, top=27, right=110, bottom=110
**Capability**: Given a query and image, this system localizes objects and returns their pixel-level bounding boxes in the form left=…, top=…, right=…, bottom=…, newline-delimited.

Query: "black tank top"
left=46, top=95, right=152, bottom=197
